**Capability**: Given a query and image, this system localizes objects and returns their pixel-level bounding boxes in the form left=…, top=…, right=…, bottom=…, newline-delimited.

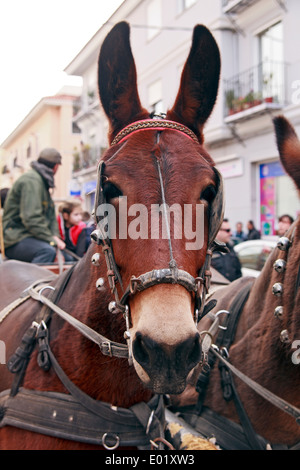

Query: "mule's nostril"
left=188, top=332, right=201, bottom=365
left=133, top=332, right=150, bottom=368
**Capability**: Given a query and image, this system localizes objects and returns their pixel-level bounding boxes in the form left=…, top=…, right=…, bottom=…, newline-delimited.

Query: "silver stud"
left=272, top=282, right=283, bottom=297
left=91, top=229, right=104, bottom=245
left=273, top=259, right=287, bottom=273
left=280, top=329, right=290, bottom=344
left=96, top=277, right=105, bottom=291
left=108, top=301, right=120, bottom=314
left=274, top=306, right=284, bottom=318
left=91, top=252, right=101, bottom=266
left=124, top=331, right=131, bottom=340
left=277, top=237, right=291, bottom=251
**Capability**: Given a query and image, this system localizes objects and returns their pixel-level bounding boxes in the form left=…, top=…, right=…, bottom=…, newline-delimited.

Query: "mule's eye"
left=200, top=185, right=216, bottom=203
left=103, top=182, right=123, bottom=202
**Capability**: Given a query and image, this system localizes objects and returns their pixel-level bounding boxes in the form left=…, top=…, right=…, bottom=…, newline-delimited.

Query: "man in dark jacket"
left=211, top=219, right=242, bottom=282
left=3, top=148, right=66, bottom=264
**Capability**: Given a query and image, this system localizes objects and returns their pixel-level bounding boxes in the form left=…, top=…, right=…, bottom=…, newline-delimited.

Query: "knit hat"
left=38, top=148, right=62, bottom=168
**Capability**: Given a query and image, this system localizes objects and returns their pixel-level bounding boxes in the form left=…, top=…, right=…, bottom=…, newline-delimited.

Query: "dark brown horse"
left=0, top=22, right=222, bottom=449
left=171, top=116, right=300, bottom=450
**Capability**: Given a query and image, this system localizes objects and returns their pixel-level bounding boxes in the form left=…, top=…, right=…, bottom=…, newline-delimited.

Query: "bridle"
left=91, top=117, right=225, bottom=363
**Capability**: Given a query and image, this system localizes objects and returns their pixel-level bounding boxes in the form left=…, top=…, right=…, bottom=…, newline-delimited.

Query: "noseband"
left=91, top=118, right=224, bottom=363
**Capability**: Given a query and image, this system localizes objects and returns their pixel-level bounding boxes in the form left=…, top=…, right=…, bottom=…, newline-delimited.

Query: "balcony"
left=222, top=0, right=260, bottom=14
left=72, top=145, right=107, bottom=173
left=224, top=61, right=286, bottom=123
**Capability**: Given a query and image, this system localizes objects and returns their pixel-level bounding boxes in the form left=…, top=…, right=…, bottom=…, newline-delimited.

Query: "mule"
left=0, top=22, right=222, bottom=450
left=171, top=116, right=300, bottom=450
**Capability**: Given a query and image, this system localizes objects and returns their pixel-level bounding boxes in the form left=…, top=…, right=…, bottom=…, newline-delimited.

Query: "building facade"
left=0, top=86, right=82, bottom=201
left=66, top=0, right=300, bottom=235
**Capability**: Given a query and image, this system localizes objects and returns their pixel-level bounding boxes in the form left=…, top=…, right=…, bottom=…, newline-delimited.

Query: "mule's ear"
left=273, top=116, right=300, bottom=191
left=98, top=22, right=149, bottom=144
left=167, top=25, right=220, bottom=144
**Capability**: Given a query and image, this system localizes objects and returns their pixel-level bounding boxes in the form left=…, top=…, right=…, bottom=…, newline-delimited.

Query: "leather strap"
left=0, top=387, right=165, bottom=448
left=28, top=287, right=128, bottom=359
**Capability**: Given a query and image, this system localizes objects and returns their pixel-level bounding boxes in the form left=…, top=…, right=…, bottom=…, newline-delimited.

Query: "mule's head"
left=97, top=22, right=221, bottom=394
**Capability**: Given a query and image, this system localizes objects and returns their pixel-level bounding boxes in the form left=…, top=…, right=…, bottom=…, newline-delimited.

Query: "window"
left=148, top=80, right=164, bottom=115
left=258, top=22, right=284, bottom=102
left=147, top=0, right=162, bottom=40
left=177, top=0, right=197, bottom=14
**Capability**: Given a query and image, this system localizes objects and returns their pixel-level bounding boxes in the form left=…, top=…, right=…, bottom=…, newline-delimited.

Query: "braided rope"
left=111, top=119, right=199, bottom=146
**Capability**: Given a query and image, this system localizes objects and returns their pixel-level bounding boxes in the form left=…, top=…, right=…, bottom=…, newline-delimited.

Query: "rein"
left=185, top=226, right=300, bottom=450
left=0, top=267, right=165, bottom=449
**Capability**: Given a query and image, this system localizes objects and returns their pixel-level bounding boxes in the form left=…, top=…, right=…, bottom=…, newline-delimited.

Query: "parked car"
left=234, top=239, right=277, bottom=277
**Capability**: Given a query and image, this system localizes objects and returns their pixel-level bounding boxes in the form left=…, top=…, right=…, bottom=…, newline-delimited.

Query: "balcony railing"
left=222, top=0, right=259, bottom=14
left=73, top=145, right=107, bottom=173
left=224, top=61, right=286, bottom=120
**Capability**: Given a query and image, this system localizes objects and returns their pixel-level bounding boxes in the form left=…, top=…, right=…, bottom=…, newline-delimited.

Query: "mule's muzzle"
left=132, top=331, right=201, bottom=394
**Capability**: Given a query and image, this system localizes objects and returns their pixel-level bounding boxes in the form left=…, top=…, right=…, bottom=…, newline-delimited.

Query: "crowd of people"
left=212, top=215, right=294, bottom=282
left=0, top=147, right=295, bottom=282
left=0, top=148, right=94, bottom=265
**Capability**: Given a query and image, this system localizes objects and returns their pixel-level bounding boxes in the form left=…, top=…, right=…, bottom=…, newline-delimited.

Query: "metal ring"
left=39, top=286, right=55, bottom=303
left=101, top=433, right=120, bottom=450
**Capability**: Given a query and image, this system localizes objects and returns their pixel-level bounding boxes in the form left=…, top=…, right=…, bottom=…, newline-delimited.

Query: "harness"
left=91, top=118, right=225, bottom=360
left=174, top=224, right=300, bottom=450
left=0, top=117, right=225, bottom=449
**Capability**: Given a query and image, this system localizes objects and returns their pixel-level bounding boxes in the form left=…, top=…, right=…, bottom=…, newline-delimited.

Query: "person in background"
left=3, top=148, right=65, bottom=264
left=82, top=210, right=95, bottom=250
left=246, top=220, right=261, bottom=240
left=232, top=221, right=247, bottom=244
left=57, top=199, right=87, bottom=260
left=0, top=188, right=9, bottom=208
left=277, top=214, right=294, bottom=237
left=211, top=218, right=243, bottom=282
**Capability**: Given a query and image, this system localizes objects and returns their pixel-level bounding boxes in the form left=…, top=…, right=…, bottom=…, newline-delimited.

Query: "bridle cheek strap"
left=91, top=117, right=225, bottom=360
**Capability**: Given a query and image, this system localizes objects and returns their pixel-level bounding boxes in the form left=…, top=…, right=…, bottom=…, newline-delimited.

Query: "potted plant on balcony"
left=225, top=89, right=235, bottom=115
left=243, top=90, right=255, bottom=109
